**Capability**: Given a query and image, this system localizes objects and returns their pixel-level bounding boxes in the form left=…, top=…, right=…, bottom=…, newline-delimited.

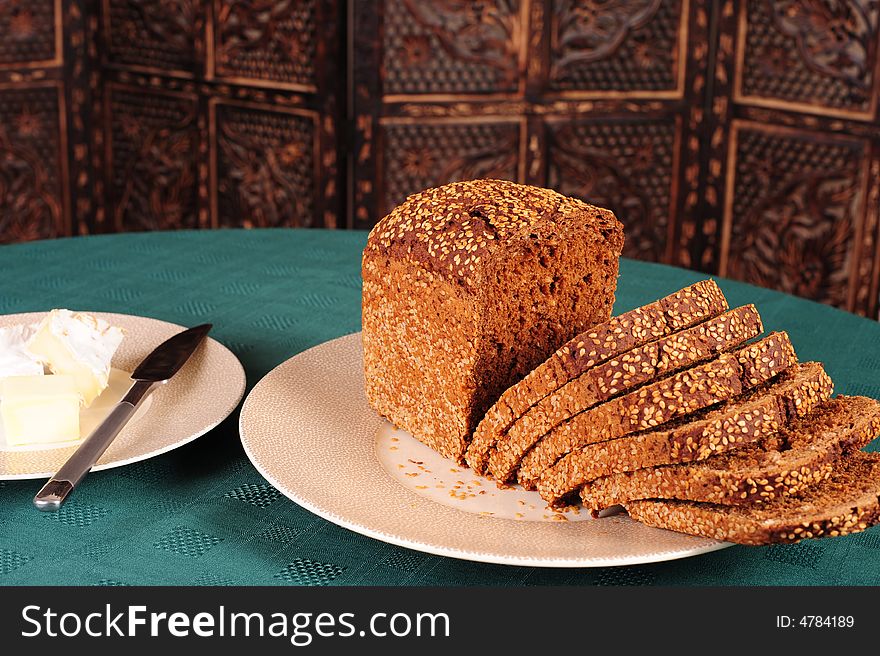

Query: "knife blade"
left=33, top=323, right=212, bottom=512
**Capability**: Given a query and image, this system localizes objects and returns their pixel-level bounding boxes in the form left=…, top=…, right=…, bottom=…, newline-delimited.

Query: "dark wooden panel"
left=379, top=118, right=522, bottom=214
left=211, top=0, right=318, bottom=89
left=735, top=0, right=878, bottom=119
left=102, top=0, right=203, bottom=75
left=548, top=0, right=687, bottom=95
left=716, top=0, right=880, bottom=317
left=0, top=0, right=60, bottom=67
left=212, top=100, right=319, bottom=228
left=381, top=0, right=525, bottom=96
left=546, top=115, right=680, bottom=262
left=0, top=83, right=68, bottom=243
left=105, top=83, right=200, bottom=231
left=720, top=121, right=871, bottom=310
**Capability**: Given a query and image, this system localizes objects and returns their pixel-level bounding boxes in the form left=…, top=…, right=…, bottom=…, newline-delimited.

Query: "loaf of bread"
left=362, top=180, right=624, bottom=462
left=362, top=183, right=880, bottom=545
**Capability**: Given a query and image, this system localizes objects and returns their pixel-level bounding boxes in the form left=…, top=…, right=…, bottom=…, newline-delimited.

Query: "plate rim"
left=0, top=310, right=247, bottom=480
left=239, top=332, right=733, bottom=568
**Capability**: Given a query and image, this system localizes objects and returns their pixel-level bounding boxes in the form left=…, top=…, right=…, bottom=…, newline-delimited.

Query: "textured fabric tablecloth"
left=1, top=228, right=878, bottom=586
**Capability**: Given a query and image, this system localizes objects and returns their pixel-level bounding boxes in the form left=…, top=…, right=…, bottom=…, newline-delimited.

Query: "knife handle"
left=33, top=380, right=156, bottom=512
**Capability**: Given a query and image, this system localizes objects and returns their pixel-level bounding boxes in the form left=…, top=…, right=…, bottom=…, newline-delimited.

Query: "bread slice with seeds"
left=537, top=361, right=832, bottom=506
left=464, top=279, right=728, bottom=473
left=578, top=395, right=879, bottom=511
left=625, top=451, right=880, bottom=545
left=488, top=304, right=761, bottom=481
left=502, top=331, right=797, bottom=488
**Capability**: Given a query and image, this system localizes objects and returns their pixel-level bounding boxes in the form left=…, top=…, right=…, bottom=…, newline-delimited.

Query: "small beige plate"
left=239, top=333, right=732, bottom=568
left=0, top=312, right=246, bottom=480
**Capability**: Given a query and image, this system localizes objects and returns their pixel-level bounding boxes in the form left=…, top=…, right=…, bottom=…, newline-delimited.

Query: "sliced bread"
left=464, top=280, right=728, bottom=473
left=579, top=395, right=880, bottom=511
left=536, top=361, right=833, bottom=506
left=625, top=451, right=880, bottom=545
left=509, top=331, right=798, bottom=489
left=490, top=304, right=761, bottom=481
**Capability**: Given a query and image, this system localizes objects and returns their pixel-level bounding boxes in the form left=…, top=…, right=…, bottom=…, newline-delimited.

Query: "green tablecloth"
left=1, top=228, right=878, bottom=586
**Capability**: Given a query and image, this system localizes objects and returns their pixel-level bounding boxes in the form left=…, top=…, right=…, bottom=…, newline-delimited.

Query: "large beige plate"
left=239, top=333, right=732, bottom=568
left=0, top=312, right=246, bottom=480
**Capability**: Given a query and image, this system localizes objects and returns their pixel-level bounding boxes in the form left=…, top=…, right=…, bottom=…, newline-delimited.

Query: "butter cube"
left=0, top=375, right=81, bottom=446
left=27, top=309, right=123, bottom=407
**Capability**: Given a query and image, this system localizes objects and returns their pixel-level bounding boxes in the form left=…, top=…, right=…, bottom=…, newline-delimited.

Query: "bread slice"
left=579, top=395, right=880, bottom=511
left=507, top=331, right=797, bottom=489
left=488, top=305, right=761, bottom=481
left=625, top=452, right=880, bottom=545
left=536, top=361, right=832, bottom=506
left=464, top=280, right=728, bottom=473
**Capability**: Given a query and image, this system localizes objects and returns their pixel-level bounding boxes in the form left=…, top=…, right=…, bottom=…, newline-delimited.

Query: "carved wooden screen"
left=1, top=1, right=878, bottom=317
left=0, top=0, right=80, bottom=242
left=708, top=0, right=880, bottom=316
left=351, top=0, right=880, bottom=317
left=93, top=0, right=343, bottom=232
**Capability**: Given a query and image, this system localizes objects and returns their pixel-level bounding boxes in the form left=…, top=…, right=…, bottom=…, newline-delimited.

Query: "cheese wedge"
left=0, top=324, right=44, bottom=378
left=27, top=310, right=124, bottom=407
left=0, top=375, right=81, bottom=446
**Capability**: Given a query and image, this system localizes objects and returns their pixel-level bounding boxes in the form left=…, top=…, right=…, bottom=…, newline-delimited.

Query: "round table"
left=1, top=228, right=878, bottom=586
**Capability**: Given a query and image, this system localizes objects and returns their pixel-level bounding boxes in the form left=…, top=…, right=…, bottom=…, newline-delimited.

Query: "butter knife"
left=33, top=323, right=212, bottom=511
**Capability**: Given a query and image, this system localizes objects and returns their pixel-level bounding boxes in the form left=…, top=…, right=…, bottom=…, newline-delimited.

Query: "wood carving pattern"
left=108, top=86, right=199, bottom=231
left=740, top=0, right=879, bottom=112
left=0, top=87, right=64, bottom=242
left=213, top=0, right=317, bottom=86
left=382, top=0, right=523, bottom=94
left=725, top=127, right=866, bottom=308
left=549, top=0, right=683, bottom=92
left=105, top=0, right=199, bottom=73
left=0, top=0, right=58, bottom=65
left=215, top=104, right=316, bottom=228
left=547, top=119, right=677, bottom=262
left=381, top=121, right=519, bottom=213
